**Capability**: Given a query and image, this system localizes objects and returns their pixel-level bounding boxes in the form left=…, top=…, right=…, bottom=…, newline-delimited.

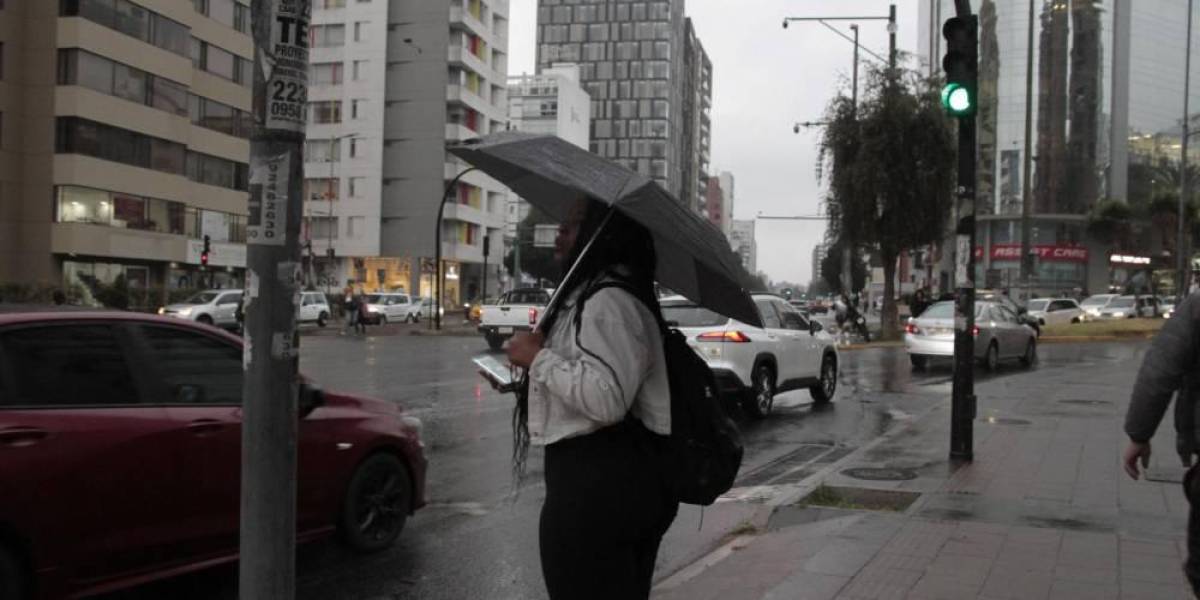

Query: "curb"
left=408, top=329, right=479, bottom=338
left=1039, top=332, right=1157, bottom=343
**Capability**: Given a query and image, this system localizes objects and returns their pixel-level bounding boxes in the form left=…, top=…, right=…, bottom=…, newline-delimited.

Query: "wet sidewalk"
left=653, top=347, right=1194, bottom=599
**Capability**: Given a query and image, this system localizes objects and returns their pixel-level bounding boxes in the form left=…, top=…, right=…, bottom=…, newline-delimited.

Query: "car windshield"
left=661, top=302, right=728, bottom=327
left=920, top=302, right=984, bottom=320
left=1027, top=300, right=1049, bottom=311
left=183, top=292, right=219, bottom=305
left=1081, top=296, right=1111, bottom=306
left=366, top=295, right=384, bottom=303
left=1110, top=298, right=1136, bottom=308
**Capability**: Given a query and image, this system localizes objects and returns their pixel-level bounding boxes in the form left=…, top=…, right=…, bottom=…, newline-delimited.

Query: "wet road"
left=99, top=332, right=1146, bottom=600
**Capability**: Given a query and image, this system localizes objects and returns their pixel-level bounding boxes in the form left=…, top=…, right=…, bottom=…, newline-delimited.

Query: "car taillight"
left=972, top=326, right=980, bottom=337
left=529, top=307, right=538, bottom=325
left=697, top=331, right=752, bottom=343
left=905, top=323, right=919, bottom=334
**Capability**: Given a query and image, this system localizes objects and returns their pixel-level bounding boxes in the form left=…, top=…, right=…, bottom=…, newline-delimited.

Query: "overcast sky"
left=506, top=1, right=921, bottom=287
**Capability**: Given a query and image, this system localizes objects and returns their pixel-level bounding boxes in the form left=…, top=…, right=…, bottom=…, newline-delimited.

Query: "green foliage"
left=1086, top=199, right=1134, bottom=248
left=820, top=242, right=867, bottom=294
left=93, top=274, right=130, bottom=310
left=504, top=206, right=560, bottom=286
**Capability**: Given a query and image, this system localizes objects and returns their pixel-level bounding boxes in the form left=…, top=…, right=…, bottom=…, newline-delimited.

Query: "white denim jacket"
left=527, top=280, right=670, bottom=446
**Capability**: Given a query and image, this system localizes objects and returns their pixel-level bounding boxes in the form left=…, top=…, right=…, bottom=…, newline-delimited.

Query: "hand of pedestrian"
left=1123, top=441, right=1152, bottom=480
left=506, top=330, right=545, bottom=369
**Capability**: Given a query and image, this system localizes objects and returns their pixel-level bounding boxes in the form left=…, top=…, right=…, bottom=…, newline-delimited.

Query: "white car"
left=1080, top=294, right=1120, bottom=320
left=414, top=297, right=445, bottom=320
left=159, top=289, right=243, bottom=329
left=1026, top=298, right=1084, bottom=326
left=298, top=291, right=332, bottom=327
left=905, top=301, right=1037, bottom=370
left=363, top=292, right=420, bottom=325
left=1098, top=295, right=1159, bottom=319
left=660, top=293, right=840, bottom=419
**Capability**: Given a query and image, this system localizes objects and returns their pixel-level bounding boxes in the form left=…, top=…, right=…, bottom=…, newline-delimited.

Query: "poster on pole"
left=247, top=153, right=290, bottom=246
left=264, top=0, right=310, bottom=132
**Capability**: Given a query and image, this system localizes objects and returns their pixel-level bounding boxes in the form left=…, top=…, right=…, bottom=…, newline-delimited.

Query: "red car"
left=0, top=308, right=426, bottom=599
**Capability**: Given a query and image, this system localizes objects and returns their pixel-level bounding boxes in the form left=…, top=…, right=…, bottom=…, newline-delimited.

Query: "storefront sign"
left=974, top=244, right=1088, bottom=263
left=1110, top=254, right=1152, bottom=265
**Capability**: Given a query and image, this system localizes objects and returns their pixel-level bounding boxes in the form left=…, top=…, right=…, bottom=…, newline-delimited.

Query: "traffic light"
left=201, top=234, right=211, bottom=267
left=941, top=16, right=978, bottom=118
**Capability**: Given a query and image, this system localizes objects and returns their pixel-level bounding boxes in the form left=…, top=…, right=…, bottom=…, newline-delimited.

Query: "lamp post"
left=1179, top=0, right=1194, bottom=304
left=436, top=167, right=478, bottom=330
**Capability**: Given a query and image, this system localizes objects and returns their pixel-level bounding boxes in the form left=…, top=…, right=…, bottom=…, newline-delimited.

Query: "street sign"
left=533, top=224, right=557, bottom=248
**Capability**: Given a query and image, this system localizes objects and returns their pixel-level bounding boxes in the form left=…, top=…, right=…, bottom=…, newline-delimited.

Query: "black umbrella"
left=449, top=131, right=762, bottom=328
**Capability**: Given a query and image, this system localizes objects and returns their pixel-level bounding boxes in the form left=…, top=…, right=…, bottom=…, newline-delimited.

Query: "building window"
left=234, top=2, right=249, bottom=33
left=304, top=139, right=341, bottom=162
left=310, top=62, right=343, bottom=85
left=351, top=99, right=364, bottom=119
left=349, top=177, right=365, bottom=197
left=58, top=49, right=189, bottom=118
left=319, top=0, right=346, bottom=7
left=304, top=178, right=339, bottom=202
left=61, top=0, right=190, bottom=57
left=353, top=60, right=367, bottom=80
left=349, top=137, right=363, bottom=158
left=56, top=117, right=190, bottom=177
left=56, top=185, right=191, bottom=236
left=310, top=217, right=338, bottom=240
left=311, top=24, right=345, bottom=47
left=346, top=216, right=364, bottom=238
left=308, top=100, right=342, bottom=124
left=189, top=94, right=251, bottom=138
left=185, top=150, right=249, bottom=190
left=354, top=21, right=367, bottom=42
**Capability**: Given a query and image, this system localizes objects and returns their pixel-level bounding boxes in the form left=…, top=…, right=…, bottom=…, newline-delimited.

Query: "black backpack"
left=580, top=281, right=744, bottom=506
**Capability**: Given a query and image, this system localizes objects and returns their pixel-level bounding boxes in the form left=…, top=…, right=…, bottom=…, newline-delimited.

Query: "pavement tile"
left=940, top=539, right=1002, bottom=560
left=1120, top=538, right=1180, bottom=557
left=1049, top=580, right=1119, bottom=600
left=865, top=552, right=934, bottom=573
left=906, top=575, right=983, bottom=600
left=762, top=571, right=849, bottom=600
left=1052, top=564, right=1118, bottom=585
left=1118, top=579, right=1191, bottom=599
left=980, top=565, right=1054, bottom=600
left=838, top=567, right=922, bottom=600
left=803, top=541, right=880, bottom=577
left=924, top=554, right=993, bottom=584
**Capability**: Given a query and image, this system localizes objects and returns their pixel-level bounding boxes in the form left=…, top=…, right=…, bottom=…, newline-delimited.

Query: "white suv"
left=660, top=293, right=840, bottom=419
left=159, top=289, right=243, bottom=329
left=298, top=291, right=332, bottom=327
left=363, top=293, right=420, bottom=325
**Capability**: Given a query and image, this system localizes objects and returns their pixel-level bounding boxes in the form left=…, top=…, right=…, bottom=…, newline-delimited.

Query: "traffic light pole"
left=948, top=4, right=978, bottom=462
left=242, top=0, right=310, bottom=597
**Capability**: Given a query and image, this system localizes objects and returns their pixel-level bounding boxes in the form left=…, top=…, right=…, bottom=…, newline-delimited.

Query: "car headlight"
left=178, top=307, right=193, bottom=316
left=401, top=415, right=424, bottom=442
left=367, top=306, right=380, bottom=313
left=157, top=307, right=165, bottom=315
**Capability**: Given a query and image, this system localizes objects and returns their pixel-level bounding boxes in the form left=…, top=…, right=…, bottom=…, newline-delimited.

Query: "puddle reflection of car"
left=905, top=300, right=1037, bottom=371
left=0, top=308, right=427, bottom=599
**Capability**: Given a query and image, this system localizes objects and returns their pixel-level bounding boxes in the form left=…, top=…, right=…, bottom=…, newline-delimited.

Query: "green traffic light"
left=941, top=83, right=973, bottom=115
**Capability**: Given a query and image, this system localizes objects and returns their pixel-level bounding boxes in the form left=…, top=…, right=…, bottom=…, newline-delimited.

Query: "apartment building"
left=0, top=0, right=254, bottom=304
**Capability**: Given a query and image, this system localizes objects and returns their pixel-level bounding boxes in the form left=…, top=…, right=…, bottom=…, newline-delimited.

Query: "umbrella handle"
left=535, top=206, right=618, bottom=334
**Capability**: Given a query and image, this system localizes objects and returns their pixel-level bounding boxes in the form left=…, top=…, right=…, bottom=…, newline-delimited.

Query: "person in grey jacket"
left=1123, top=292, right=1200, bottom=596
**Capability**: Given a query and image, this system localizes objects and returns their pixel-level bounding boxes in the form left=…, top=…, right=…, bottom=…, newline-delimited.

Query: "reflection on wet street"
left=97, top=335, right=1148, bottom=600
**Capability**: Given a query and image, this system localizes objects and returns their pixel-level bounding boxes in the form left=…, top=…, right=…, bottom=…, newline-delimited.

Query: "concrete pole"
left=241, top=0, right=310, bottom=597
left=1020, top=0, right=1035, bottom=300
left=1180, top=0, right=1194, bottom=304
left=844, top=25, right=859, bottom=300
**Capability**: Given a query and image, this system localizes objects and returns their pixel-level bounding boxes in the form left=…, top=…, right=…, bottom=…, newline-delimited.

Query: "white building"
left=730, top=219, right=757, bottom=275
left=717, top=171, right=735, bottom=240
left=307, top=0, right=510, bottom=305
left=504, top=64, right=590, bottom=285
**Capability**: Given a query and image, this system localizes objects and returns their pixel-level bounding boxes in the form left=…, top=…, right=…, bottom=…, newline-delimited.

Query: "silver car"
left=905, top=301, right=1037, bottom=371
left=158, top=289, right=243, bottom=329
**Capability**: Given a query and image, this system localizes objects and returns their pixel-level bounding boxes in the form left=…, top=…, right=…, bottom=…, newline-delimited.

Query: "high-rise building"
left=717, top=170, right=734, bottom=239
left=680, top=18, right=711, bottom=214
left=534, top=0, right=711, bottom=203
left=505, top=63, right=591, bottom=286
left=0, top=0, right=254, bottom=305
left=917, top=0, right=1200, bottom=295
left=378, top=0, right=510, bottom=305
left=704, top=169, right=734, bottom=240
left=729, top=219, right=757, bottom=275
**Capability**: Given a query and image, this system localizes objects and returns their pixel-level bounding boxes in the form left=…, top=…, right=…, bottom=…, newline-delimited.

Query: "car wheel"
left=339, top=453, right=412, bottom=553
left=196, top=314, right=214, bottom=325
left=0, top=544, right=25, bottom=600
left=910, top=355, right=928, bottom=371
left=317, top=312, right=329, bottom=328
left=810, top=353, right=837, bottom=404
left=1019, top=339, right=1037, bottom=368
left=982, top=342, right=1000, bottom=371
left=378, top=315, right=388, bottom=326
left=1070, top=317, right=1080, bottom=324
left=742, top=363, right=775, bottom=419
left=486, top=333, right=504, bottom=351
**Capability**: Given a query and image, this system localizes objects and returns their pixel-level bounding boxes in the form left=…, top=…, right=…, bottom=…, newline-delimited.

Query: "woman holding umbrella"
left=506, top=197, right=677, bottom=600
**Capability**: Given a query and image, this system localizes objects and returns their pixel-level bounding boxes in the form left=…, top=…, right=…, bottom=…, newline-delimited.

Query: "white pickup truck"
left=478, top=288, right=553, bottom=350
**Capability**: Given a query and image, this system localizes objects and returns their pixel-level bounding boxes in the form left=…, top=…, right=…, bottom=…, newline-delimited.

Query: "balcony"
left=446, top=84, right=492, bottom=116
left=447, top=45, right=494, bottom=82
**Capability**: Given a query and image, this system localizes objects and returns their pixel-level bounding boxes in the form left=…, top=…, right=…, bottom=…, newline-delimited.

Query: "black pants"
left=1185, top=464, right=1200, bottom=597
left=539, top=420, right=679, bottom=600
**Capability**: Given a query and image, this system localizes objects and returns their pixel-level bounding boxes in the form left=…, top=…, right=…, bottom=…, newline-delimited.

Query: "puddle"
left=796, top=485, right=921, bottom=512
left=842, top=467, right=920, bottom=481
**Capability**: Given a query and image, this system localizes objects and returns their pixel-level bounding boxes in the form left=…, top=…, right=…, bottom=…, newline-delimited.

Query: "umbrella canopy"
left=449, top=131, right=762, bottom=328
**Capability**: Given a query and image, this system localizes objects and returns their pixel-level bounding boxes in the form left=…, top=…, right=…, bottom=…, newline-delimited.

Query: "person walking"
left=505, top=197, right=677, bottom=600
left=354, top=288, right=369, bottom=335
left=341, top=286, right=358, bottom=335
left=1123, top=293, right=1200, bottom=597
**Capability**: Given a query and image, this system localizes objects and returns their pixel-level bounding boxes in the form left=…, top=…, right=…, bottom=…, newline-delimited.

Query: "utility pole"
left=242, top=0, right=309, bottom=597
left=1180, top=0, right=1194, bottom=304
left=482, top=232, right=490, bottom=301
left=436, top=168, right=478, bottom=330
left=1020, top=0, right=1035, bottom=300
left=843, top=24, right=860, bottom=301
left=943, top=2, right=979, bottom=462
left=513, top=226, right=522, bottom=288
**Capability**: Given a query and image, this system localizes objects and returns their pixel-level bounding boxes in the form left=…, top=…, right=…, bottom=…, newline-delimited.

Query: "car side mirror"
left=809, top=320, right=822, bottom=335
left=298, top=382, right=325, bottom=419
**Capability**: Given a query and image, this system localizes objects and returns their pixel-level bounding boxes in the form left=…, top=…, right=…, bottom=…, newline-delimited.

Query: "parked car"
left=1080, top=293, right=1120, bottom=320
left=972, top=290, right=1041, bottom=336
left=0, top=307, right=426, bottom=599
left=363, top=292, right=419, bottom=325
left=1097, top=295, right=1159, bottom=319
left=660, top=293, right=839, bottom=419
left=478, top=288, right=553, bottom=351
left=159, top=289, right=243, bottom=329
left=414, top=297, right=445, bottom=321
left=1025, top=297, right=1084, bottom=327
left=298, top=291, right=332, bottom=327
left=905, top=300, right=1037, bottom=371
left=1161, top=296, right=1178, bottom=319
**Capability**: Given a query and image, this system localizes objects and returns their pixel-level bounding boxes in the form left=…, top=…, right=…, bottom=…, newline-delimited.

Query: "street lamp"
left=435, top=167, right=479, bottom=330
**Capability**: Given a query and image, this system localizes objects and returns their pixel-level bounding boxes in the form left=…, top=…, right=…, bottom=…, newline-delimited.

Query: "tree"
left=820, top=242, right=867, bottom=295
left=817, top=66, right=956, bottom=340
left=503, top=206, right=560, bottom=286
